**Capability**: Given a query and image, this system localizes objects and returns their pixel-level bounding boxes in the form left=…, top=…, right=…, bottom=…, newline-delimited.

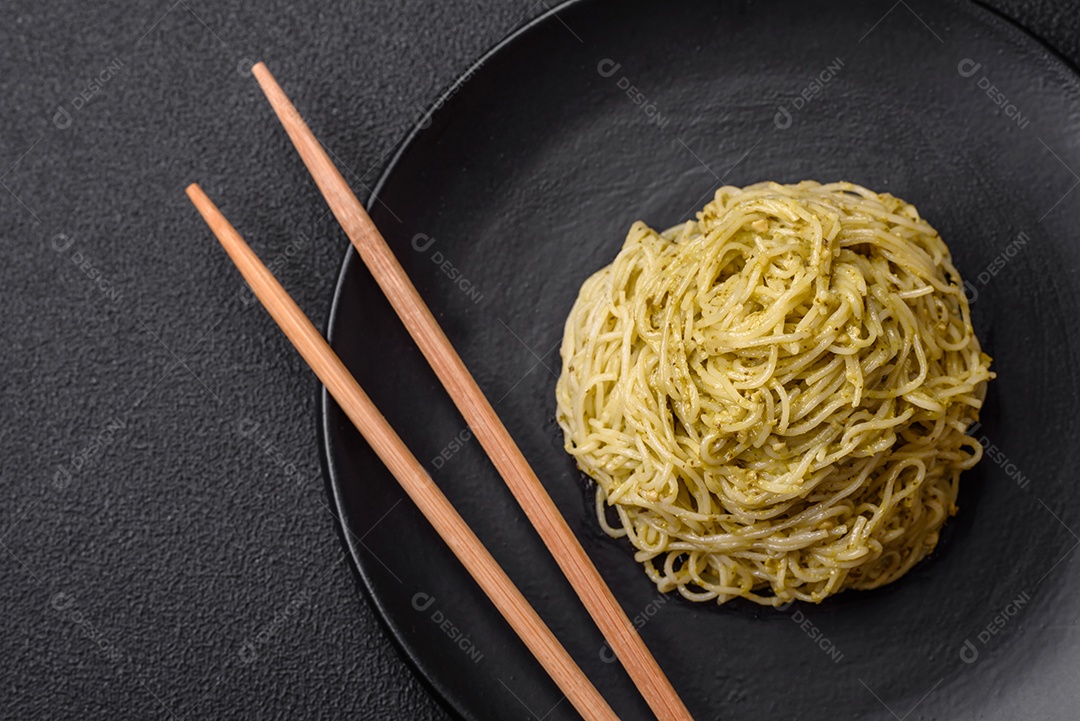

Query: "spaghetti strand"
left=556, top=181, right=993, bottom=606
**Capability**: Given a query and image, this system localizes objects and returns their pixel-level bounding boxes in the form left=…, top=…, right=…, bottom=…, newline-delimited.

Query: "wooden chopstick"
left=251, top=62, right=694, bottom=721
left=185, top=183, right=620, bottom=721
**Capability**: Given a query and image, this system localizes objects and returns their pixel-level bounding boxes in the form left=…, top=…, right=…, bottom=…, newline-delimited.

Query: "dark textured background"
left=1, top=1, right=1077, bottom=719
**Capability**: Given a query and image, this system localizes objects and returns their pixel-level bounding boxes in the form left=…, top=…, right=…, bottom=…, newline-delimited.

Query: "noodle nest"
left=555, top=180, right=993, bottom=605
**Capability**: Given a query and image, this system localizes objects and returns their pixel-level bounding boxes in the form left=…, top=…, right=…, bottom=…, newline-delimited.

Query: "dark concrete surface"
left=1, top=1, right=1077, bottom=718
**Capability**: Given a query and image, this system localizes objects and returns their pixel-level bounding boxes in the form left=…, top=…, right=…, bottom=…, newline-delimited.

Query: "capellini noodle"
left=556, top=181, right=993, bottom=605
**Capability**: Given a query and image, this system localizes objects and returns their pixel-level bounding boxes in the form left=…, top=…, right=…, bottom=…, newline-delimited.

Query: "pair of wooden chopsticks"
left=188, top=61, right=693, bottom=721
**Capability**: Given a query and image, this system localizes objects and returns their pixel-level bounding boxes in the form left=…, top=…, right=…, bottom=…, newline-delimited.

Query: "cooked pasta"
left=555, top=181, right=993, bottom=605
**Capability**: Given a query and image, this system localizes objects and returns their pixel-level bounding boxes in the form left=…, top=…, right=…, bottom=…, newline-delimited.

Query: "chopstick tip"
left=184, top=185, right=236, bottom=253
left=251, top=61, right=270, bottom=83
left=185, top=182, right=207, bottom=205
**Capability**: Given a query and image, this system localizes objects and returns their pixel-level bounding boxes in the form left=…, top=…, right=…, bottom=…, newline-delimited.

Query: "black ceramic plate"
left=320, top=1, right=1080, bottom=718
